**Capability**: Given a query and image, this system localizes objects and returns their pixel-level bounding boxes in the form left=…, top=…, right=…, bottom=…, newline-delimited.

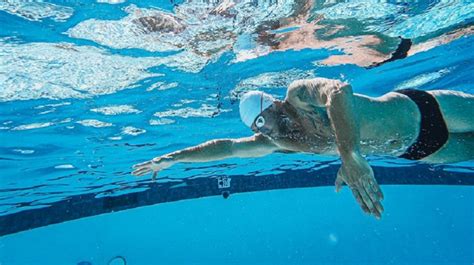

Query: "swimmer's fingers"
left=132, top=160, right=152, bottom=169
left=364, top=169, right=384, bottom=215
left=152, top=171, right=158, bottom=181
left=362, top=167, right=383, bottom=200
left=375, top=181, right=384, bottom=200
left=351, top=188, right=370, bottom=214
left=335, top=168, right=345, bottom=192
left=365, top=175, right=384, bottom=202
left=358, top=175, right=383, bottom=218
left=359, top=183, right=382, bottom=219
left=132, top=161, right=155, bottom=177
left=355, top=183, right=376, bottom=216
left=366, top=182, right=384, bottom=216
left=335, top=166, right=374, bottom=215
left=345, top=155, right=384, bottom=218
left=132, top=166, right=151, bottom=177
left=335, top=168, right=377, bottom=216
left=346, top=171, right=383, bottom=218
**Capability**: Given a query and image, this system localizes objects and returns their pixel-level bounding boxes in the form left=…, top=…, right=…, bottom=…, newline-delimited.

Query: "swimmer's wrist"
left=164, top=154, right=177, bottom=164
left=340, top=150, right=361, bottom=162
left=152, top=155, right=176, bottom=165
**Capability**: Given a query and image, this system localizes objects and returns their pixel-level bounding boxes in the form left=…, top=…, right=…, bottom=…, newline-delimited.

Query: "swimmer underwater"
left=132, top=78, right=474, bottom=219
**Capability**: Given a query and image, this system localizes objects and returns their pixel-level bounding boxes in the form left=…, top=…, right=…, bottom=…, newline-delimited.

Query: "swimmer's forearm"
left=166, top=139, right=235, bottom=163
left=162, top=135, right=277, bottom=164
left=326, top=83, right=384, bottom=218
left=134, top=135, right=278, bottom=178
left=327, top=84, right=360, bottom=160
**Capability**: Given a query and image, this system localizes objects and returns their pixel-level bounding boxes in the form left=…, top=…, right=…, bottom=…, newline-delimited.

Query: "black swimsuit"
left=396, top=89, right=449, bottom=160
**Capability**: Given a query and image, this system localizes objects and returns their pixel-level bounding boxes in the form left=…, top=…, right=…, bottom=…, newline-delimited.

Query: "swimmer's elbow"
left=230, top=136, right=277, bottom=158
left=286, top=80, right=318, bottom=108
left=231, top=147, right=274, bottom=158
left=287, top=78, right=351, bottom=107
left=326, top=82, right=353, bottom=106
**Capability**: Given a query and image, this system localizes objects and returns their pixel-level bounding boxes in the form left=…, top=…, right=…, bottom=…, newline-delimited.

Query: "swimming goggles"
left=254, top=92, right=266, bottom=129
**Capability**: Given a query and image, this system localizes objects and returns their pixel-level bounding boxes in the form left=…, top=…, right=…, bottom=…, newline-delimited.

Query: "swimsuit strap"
left=396, top=89, right=449, bottom=160
left=251, top=93, right=265, bottom=128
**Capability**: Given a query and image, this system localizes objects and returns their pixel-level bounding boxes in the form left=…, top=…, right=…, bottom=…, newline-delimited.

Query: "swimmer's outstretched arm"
left=132, top=133, right=278, bottom=178
left=287, top=78, right=384, bottom=218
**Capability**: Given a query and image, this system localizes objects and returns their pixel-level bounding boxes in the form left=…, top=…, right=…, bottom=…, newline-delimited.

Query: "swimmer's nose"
left=250, top=123, right=258, bottom=132
left=256, top=124, right=273, bottom=135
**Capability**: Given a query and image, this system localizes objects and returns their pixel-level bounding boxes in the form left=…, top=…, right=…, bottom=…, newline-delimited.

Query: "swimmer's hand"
left=335, top=153, right=384, bottom=219
left=132, top=156, right=174, bottom=180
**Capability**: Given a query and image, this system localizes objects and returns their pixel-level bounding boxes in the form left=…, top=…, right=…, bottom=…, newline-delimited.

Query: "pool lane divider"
left=0, top=164, right=473, bottom=237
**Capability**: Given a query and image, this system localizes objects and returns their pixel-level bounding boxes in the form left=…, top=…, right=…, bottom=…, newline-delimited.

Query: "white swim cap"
left=239, top=91, right=275, bottom=127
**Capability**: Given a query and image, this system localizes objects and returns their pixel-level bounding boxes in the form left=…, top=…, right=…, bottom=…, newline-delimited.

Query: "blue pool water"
left=0, top=1, right=473, bottom=264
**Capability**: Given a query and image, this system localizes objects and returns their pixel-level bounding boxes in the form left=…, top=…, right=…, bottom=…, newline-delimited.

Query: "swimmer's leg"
left=430, top=90, right=474, bottom=133
left=367, top=37, right=412, bottom=68
left=423, top=132, right=474, bottom=163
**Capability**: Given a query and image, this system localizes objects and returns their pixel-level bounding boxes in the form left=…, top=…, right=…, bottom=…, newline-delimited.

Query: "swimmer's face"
left=251, top=101, right=289, bottom=136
